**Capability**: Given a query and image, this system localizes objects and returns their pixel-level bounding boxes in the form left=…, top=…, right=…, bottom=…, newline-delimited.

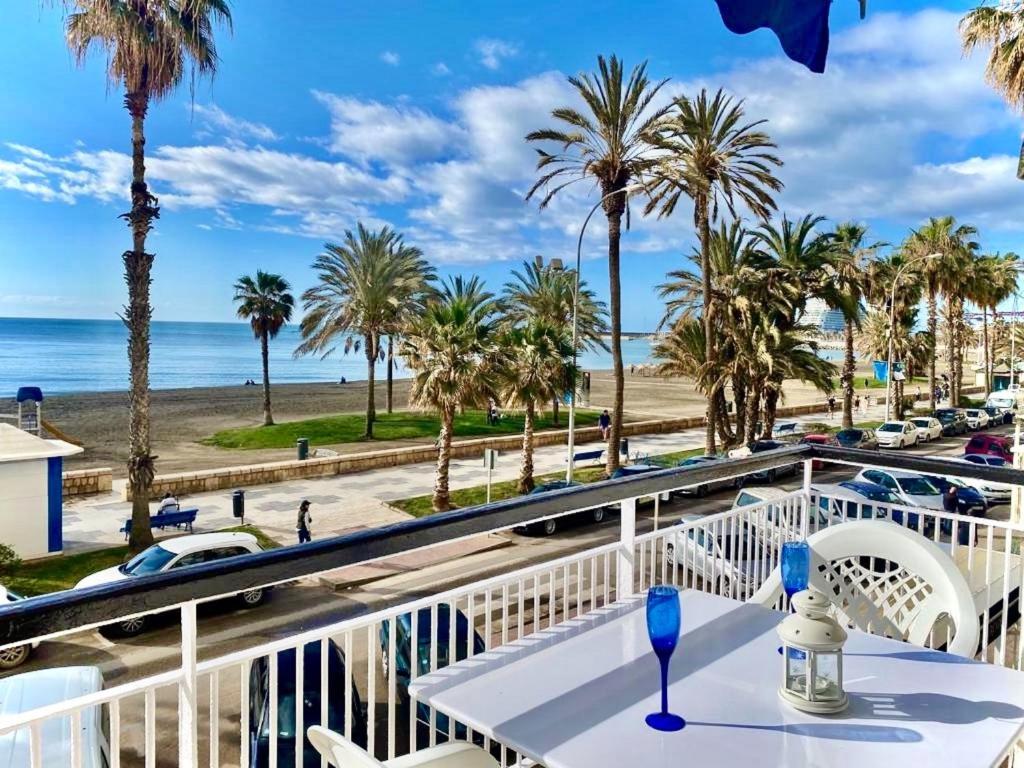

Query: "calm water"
left=0, top=318, right=659, bottom=395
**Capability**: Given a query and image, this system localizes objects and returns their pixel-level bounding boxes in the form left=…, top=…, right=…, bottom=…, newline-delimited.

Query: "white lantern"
left=777, top=588, right=848, bottom=714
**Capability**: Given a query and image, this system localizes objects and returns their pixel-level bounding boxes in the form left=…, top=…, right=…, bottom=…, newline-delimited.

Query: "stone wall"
left=63, top=467, right=112, bottom=497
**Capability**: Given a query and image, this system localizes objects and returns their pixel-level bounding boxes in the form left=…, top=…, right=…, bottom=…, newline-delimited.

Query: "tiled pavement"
left=63, top=403, right=888, bottom=552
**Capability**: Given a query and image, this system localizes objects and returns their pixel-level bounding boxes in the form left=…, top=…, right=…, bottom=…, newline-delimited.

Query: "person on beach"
left=599, top=409, right=611, bottom=440
left=157, top=492, right=179, bottom=513
left=827, top=394, right=836, bottom=418
left=296, top=499, right=312, bottom=544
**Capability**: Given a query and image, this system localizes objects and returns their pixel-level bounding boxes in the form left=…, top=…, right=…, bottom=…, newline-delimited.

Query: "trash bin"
left=297, top=437, right=309, bottom=461
left=232, top=489, right=245, bottom=520
left=619, top=438, right=629, bottom=456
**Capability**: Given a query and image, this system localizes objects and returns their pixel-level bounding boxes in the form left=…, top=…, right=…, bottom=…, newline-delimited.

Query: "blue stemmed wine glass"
left=778, top=540, right=810, bottom=654
left=645, top=585, right=686, bottom=732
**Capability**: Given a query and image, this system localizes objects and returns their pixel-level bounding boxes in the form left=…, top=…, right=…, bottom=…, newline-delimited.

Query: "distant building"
left=801, top=297, right=846, bottom=334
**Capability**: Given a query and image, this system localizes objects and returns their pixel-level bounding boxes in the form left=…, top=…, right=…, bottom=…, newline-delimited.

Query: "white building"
left=0, top=424, right=82, bottom=559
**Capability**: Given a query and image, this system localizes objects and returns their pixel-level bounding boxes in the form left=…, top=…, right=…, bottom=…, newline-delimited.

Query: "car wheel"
left=766, top=469, right=777, bottom=483
left=897, top=440, right=904, bottom=449
left=591, top=507, right=606, bottom=525
left=695, top=483, right=708, bottom=498
left=240, top=588, right=266, bottom=608
left=0, top=644, right=31, bottom=670
left=116, top=616, right=148, bottom=637
left=543, top=518, right=558, bottom=536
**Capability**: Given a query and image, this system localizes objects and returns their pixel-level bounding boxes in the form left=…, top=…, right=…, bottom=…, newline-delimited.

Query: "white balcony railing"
left=1, top=457, right=1022, bottom=767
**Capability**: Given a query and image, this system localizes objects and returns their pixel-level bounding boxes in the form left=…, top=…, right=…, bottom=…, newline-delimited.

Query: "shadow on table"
left=845, top=649, right=976, bottom=665
left=687, top=721, right=922, bottom=743
left=847, top=692, right=1024, bottom=725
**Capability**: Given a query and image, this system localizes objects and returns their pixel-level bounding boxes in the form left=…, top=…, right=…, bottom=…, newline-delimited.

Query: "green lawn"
left=391, top=447, right=706, bottom=518
left=831, top=376, right=928, bottom=391
left=203, top=409, right=602, bottom=451
left=7, top=524, right=280, bottom=597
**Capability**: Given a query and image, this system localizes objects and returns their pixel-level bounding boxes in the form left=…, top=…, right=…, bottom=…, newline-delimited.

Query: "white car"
left=76, top=532, right=266, bottom=636
left=908, top=417, right=942, bottom=442
left=667, top=514, right=772, bottom=595
left=0, top=586, right=39, bottom=670
left=942, top=457, right=1012, bottom=505
left=874, top=421, right=918, bottom=449
left=964, top=409, right=990, bottom=430
left=853, top=468, right=945, bottom=511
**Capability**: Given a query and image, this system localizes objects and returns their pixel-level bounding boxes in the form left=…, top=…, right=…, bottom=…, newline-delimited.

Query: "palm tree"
left=233, top=271, right=294, bottom=426
left=526, top=55, right=670, bottom=473
left=962, top=4, right=1024, bottom=112
left=502, top=260, right=608, bottom=424
left=972, top=254, right=1019, bottom=392
left=498, top=322, right=574, bottom=493
left=828, top=223, right=881, bottom=428
left=296, top=225, right=432, bottom=439
left=906, top=216, right=979, bottom=408
left=401, top=277, right=500, bottom=512
left=646, top=88, right=783, bottom=454
left=63, top=0, right=231, bottom=551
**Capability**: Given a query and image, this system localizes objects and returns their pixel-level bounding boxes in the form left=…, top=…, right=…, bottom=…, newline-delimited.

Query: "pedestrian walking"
left=296, top=499, right=312, bottom=544
left=827, top=393, right=836, bottom=419
left=916, top=386, right=922, bottom=402
left=599, top=409, right=611, bottom=440
left=854, top=395, right=861, bottom=413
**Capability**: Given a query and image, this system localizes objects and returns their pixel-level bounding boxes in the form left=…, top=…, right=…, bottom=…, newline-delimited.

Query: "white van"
left=985, top=390, right=1018, bottom=412
left=0, top=666, right=108, bottom=767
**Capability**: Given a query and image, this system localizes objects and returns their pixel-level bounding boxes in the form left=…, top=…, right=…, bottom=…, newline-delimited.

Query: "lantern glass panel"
left=813, top=653, right=842, bottom=701
left=785, top=647, right=808, bottom=695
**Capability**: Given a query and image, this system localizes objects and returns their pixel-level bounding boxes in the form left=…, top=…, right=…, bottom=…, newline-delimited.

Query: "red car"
left=964, top=433, right=1013, bottom=462
left=800, top=434, right=838, bottom=470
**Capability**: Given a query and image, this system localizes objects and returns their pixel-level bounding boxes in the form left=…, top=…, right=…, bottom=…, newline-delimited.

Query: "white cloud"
left=191, top=104, right=279, bottom=142
left=380, top=50, right=400, bottom=66
left=432, top=62, right=451, bottom=76
left=474, top=38, right=518, bottom=70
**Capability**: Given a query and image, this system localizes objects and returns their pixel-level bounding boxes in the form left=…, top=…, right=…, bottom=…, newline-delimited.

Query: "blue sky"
left=0, top=0, right=1019, bottom=330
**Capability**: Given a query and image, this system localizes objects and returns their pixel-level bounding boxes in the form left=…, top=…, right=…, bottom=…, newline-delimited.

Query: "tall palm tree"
left=526, top=55, right=670, bottom=473
left=401, top=277, right=500, bottom=512
left=906, top=216, right=979, bottom=408
left=233, top=271, right=294, bottom=427
left=63, top=0, right=231, bottom=551
left=498, top=322, right=575, bottom=493
left=646, top=88, right=783, bottom=454
left=296, top=225, right=432, bottom=439
left=503, top=260, right=608, bottom=424
left=828, top=223, right=881, bottom=428
left=962, top=4, right=1024, bottom=112
left=972, top=253, right=1019, bottom=392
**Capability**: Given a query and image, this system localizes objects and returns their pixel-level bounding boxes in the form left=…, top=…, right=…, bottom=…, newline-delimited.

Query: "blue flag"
left=715, top=0, right=833, bottom=74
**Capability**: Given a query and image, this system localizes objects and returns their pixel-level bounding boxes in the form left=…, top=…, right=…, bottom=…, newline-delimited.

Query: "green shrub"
left=0, top=543, right=20, bottom=577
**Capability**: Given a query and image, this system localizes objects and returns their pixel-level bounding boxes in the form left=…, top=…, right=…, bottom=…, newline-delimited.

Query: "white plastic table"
left=409, top=591, right=1024, bottom=768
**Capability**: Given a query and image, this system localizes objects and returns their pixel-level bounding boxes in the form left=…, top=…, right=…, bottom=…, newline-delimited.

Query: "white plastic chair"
left=307, top=726, right=500, bottom=768
left=751, top=520, right=979, bottom=657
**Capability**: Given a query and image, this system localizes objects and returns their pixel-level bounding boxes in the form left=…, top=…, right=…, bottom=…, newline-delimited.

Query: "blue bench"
left=121, top=508, right=198, bottom=540
left=573, top=449, right=604, bottom=463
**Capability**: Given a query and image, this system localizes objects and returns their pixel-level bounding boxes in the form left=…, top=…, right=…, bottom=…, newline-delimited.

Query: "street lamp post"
left=885, top=252, right=941, bottom=421
left=566, top=183, right=644, bottom=482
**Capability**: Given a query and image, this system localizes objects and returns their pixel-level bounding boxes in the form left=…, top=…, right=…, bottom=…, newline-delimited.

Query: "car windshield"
left=966, top=410, right=979, bottom=417
left=910, top=419, right=929, bottom=427
left=836, top=430, right=863, bottom=441
left=122, top=545, right=176, bottom=575
left=878, top=423, right=903, bottom=432
left=897, top=477, right=940, bottom=496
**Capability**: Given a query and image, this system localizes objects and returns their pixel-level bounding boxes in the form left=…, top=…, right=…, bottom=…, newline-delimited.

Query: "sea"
left=0, top=318, right=665, bottom=396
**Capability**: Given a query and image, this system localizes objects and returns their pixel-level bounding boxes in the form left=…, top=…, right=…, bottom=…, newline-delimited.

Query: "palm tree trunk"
left=953, top=295, right=965, bottom=404
left=983, top=307, right=991, bottom=393
left=744, top=382, right=761, bottom=444
left=695, top=195, right=717, bottom=455
left=386, top=335, right=394, bottom=415
left=518, top=400, right=536, bottom=494
left=761, top=387, right=780, bottom=439
left=946, top=298, right=957, bottom=405
left=433, top=406, right=454, bottom=511
left=842, top=319, right=855, bottom=429
left=260, top=331, right=274, bottom=426
left=927, top=288, right=937, bottom=411
left=605, top=208, right=625, bottom=474
left=733, top=378, right=747, bottom=447
left=714, top=388, right=734, bottom=446
left=364, top=333, right=376, bottom=439
left=124, top=90, right=158, bottom=553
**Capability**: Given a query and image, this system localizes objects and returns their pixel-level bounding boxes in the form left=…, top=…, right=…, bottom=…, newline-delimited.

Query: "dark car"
left=934, top=408, right=969, bottom=436
left=835, top=428, right=879, bottom=450
left=514, top=480, right=610, bottom=536
left=379, top=605, right=485, bottom=741
left=983, top=405, right=1013, bottom=426
left=834, top=480, right=931, bottom=533
left=249, top=640, right=367, bottom=767
left=965, top=433, right=1013, bottom=462
left=741, top=440, right=800, bottom=485
left=674, top=455, right=735, bottom=497
left=921, top=475, right=987, bottom=516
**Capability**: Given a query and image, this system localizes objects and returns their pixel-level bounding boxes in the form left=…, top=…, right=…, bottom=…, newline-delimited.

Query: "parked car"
left=934, top=408, right=969, bottom=436
left=985, top=390, right=1018, bottom=413
left=983, top=405, right=1013, bottom=426
left=943, top=456, right=1012, bottom=505
left=811, top=481, right=903, bottom=524
left=0, top=586, right=38, bottom=670
left=908, top=417, right=943, bottom=442
left=824, top=480, right=932, bottom=533
left=771, top=422, right=805, bottom=440
left=249, top=640, right=367, bottom=767
left=920, top=474, right=988, bottom=516
left=965, top=433, right=1014, bottom=462
left=666, top=514, right=771, bottom=595
left=853, top=468, right=945, bottom=511
left=75, top=532, right=267, bottom=636
left=874, top=421, right=918, bottom=449
left=675, top=455, right=735, bottom=497
left=514, top=480, right=607, bottom=536
left=834, top=428, right=878, bottom=450
left=964, top=408, right=991, bottom=430
left=0, top=666, right=107, bottom=768
left=730, top=440, right=800, bottom=485
left=799, top=434, right=837, bottom=470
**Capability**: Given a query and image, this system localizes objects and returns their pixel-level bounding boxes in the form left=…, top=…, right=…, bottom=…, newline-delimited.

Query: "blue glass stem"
left=660, top=654, right=669, bottom=714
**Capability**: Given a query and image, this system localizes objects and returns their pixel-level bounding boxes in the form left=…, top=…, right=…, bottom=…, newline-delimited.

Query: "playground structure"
left=0, top=387, right=82, bottom=446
